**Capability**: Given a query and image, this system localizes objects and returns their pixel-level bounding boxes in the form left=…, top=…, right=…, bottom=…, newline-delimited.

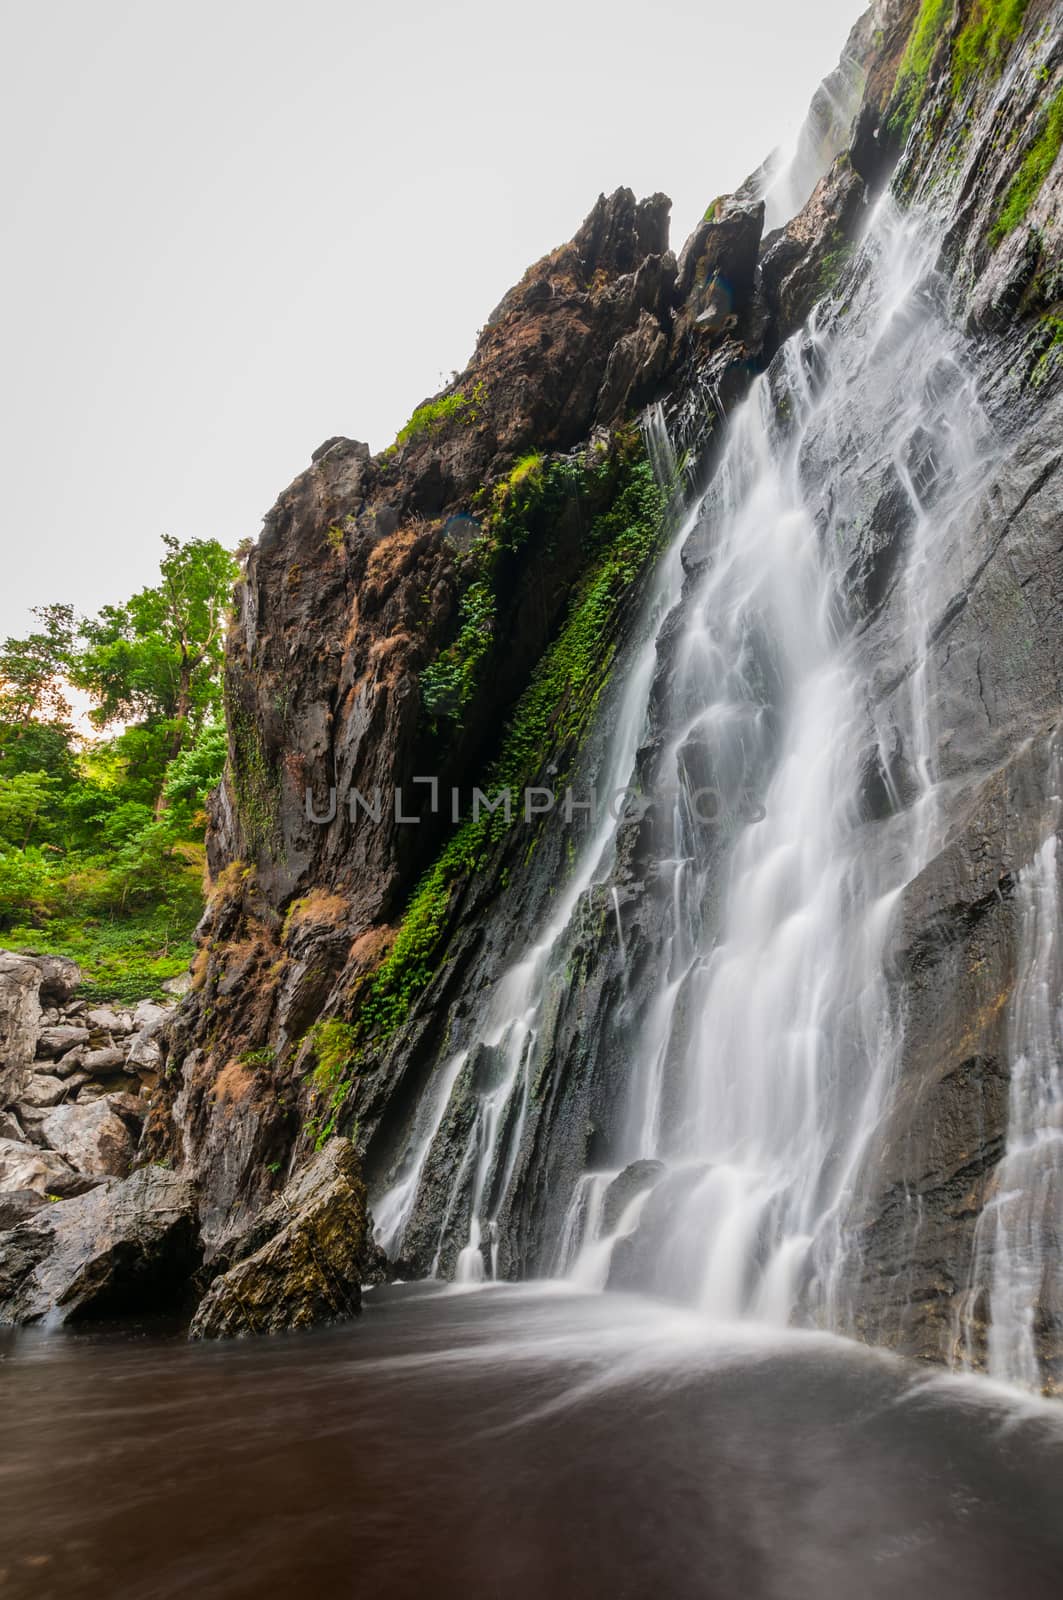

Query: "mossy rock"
left=188, top=1138, right=368, bottom=1337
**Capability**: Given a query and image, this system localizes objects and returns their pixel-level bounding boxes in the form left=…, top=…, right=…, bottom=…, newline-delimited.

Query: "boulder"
left=34, top=956, right=81, bottom=1006
left=17, top=1075, right=68, bottom=1110
left=53, top=1046, right=89, bottom=1078
left=82, top=1047, right=131, bottom=1076
left=0, top=1136, right=82, bottom=1199
left=126, top=1032, right=162, bottom=1072
left=601, top=1160, right=666, bottom=1234
left=132, top=1000, right=171, bottom=1034
left=0, top=1166, right=200, bottom=1325
left=0, top=1189, right=46, bottom=1230
left=84, top=1006, right=127, bottom=1035
left=75, top=1077, right=130, bottom=1104
left=0, top=952, right=43, bottom=1106
left=37, top=1100, right=137, bottom=1180
left=36, top=1025, right=90, bottom=1060
left=106, top=1092, right=148, bottom=1134
left=189, top=1138, right=369, bottom=1339
left=0, top=1110, right=24, bottom=1140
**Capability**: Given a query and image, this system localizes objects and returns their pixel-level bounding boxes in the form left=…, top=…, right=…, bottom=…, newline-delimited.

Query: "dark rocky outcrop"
left=0, top=1166, right=200, bottom=1325
left=189, top=1138, right=369, bottom=1338
left=134, top=0, right=934, bottom=1297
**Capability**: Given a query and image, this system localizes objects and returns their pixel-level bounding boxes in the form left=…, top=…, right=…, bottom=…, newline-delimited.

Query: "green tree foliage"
left=74, top=535, right=236, bottom=766
left=0, top=536, right=237, bottom=997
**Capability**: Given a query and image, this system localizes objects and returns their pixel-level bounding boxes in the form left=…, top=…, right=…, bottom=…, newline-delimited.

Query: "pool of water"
left=2, top=1284, right=1062, bottom=1598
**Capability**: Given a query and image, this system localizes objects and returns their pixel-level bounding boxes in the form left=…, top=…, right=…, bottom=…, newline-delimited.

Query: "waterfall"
left=959, top=772, right=1063, bottom=1389
left=565, top=193, right=999, bottom=1330
left=375, top=189, right=1000, bottom=1307
left=371, top=34, right=1063, bottom=1394
left=759, top=41, right=867, bottom=233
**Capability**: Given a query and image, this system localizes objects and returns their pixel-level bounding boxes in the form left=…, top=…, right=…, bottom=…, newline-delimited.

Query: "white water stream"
left=373, top=55, right=1063, bottom=1393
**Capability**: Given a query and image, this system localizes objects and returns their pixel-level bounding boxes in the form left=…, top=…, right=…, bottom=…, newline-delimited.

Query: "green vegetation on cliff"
left=990, top=85, right=1063, bottom=242
left=360, top=435, right=666, bottom=1043
left=890, top=0, right=952, bottom=135
left=891, top=0, right=1032, bottom=135
left=392, top=379, right=488, bottom=451
left=0, top=537, right=237, bottom=998
left=952, top=0, right=1031, bottom=89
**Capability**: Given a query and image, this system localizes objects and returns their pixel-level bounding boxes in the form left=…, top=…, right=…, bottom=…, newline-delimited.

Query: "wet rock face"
left=189, top=1138, right=368, bottom=1338
left=0, top=1167, right=200, bottom=1326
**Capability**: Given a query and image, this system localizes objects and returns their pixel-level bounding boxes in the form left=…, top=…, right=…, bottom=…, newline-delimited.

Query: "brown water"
left=2, top=1283, right=1062, bottom=1599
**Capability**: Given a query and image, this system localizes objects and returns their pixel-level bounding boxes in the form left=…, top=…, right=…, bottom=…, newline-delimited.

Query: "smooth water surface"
left=2, top=1286, right=1062, bottom=1599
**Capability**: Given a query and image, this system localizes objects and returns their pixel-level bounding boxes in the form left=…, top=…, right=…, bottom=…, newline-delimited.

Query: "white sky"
left=0, top=0, right=861, bottom=638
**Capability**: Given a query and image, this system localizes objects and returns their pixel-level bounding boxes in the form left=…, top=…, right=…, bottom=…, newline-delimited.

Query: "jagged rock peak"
left=572, top=187, right=672, bottom=277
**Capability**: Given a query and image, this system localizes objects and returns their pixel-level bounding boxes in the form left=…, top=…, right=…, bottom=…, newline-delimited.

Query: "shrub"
left=395, top=392, right=468, bottom=447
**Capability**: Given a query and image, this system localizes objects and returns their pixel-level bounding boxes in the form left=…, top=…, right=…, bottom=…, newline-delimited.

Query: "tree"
left=0, top=603, right=75, bottom=725
left=0, top=533, right=236, bottom=987
left=163, top=720, right=227, bottom=826
left=73, top=536, right=237, bottom=804
left=0, top=605, right=76, bottom=779
left=0, top=771, right=62, bottom=848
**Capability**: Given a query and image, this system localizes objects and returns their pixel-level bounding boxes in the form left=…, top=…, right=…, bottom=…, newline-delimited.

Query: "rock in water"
left=0, top=1167, right=200, bottom=1325
left=601, top=1160, right=665, bottom=1234
left=189, top=1138, right=368, bottom=1339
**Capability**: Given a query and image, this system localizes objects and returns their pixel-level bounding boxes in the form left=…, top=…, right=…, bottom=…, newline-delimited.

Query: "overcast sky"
left=0, top=0, right=861, bottom=638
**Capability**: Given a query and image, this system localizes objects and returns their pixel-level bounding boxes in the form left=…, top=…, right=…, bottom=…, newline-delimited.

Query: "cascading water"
left=759, top=39, right=867, bottom=233
left=563, top=196, right=1001, bottom=1332
left=371, top=36, right=1063, bottom=1395
left=377, top=192, right=999, bottom=1306
left=959, top=766, right=1063, bottom=1389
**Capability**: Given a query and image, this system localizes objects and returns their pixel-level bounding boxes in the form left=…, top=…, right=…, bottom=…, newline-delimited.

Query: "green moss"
left=891, top=0, right=1034, bottom=141
left=419, top=450, right=574, bottom=730
left=990, top=86, right=1063, bottom=243
left=1030, top=313, right=1063, bottom=387
left=420, top=579, right=497, bottom=722
left=361, top=440, right=666, bottom=1041
left=817, top=234, right=855, bottom=296
left=890, top=0, right=951, bottom=135
left=952, top=0, right=1031, bottom=89
left=325, top=524, right=345, bottom=552
left=303, top=1017, right=360, bottom=1148
left=497, top=451, right=544, bottom=503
